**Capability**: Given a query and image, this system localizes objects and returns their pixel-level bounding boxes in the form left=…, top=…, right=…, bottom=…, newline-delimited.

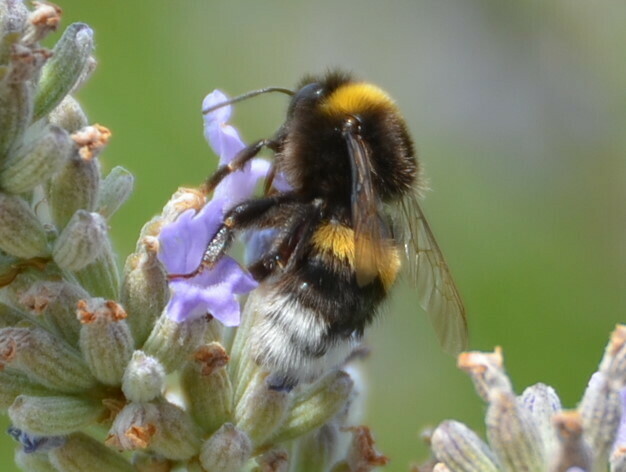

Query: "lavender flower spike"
left=157, top=90, right=271, bottom=325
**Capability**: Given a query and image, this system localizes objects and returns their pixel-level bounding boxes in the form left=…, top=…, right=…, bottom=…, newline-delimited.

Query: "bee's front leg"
left=202, top=138, right=280, bottom=194
left=198, top=193, right=301, bottom=273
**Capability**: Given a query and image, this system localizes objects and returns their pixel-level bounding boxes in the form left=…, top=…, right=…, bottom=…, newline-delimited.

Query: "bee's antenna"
left=202, top=87, right=295, bottom=115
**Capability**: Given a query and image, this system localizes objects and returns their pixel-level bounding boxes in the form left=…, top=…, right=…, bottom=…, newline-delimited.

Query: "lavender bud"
left=4, top=42, right=52, bottom=83
left=0, top=326, right=97, bottom=392
left=599, top=324, right=626, bottom=388
left=271, top=370, right=353, bottom=445
left=50, top=432, right=135, bottom=472
left=121, top=350, right=165, bottom=403
left=74, top=238, right=120, bottom=300
left=159, top=187, right=205, bottom=225
left=120, top=237, right=168, bottom=346
left=71, top=124, right=111, bottom=160
left=77, top=298, right=134, bottom=386
left=458, top=347, right=513, bottom=402
left=48, top=147, right=100, bottom=229
left=72, top=54, right=97, bottom=94
left=15, top=449, right=58, bottom=472
left=106, top=402, right=158, bottom=451
left=136, top=215, right=163, bottom=242
left=22, top=1, right=62, bottom=45
left=97, top=166, right=134, bottom=218
left=9, top=394, right=104, bottom=435
left=199, top=423, right=252, bottom=472
left=520, top=383, right=562, bottom=459
left=0, top=193, right=49, bottom=259
left=430, top=420, right=499, bottom=472
left=34, top=22, right=94, bottom=120
left=0, top=125, right=72, bottom=194
left=229, top=293, right=259, bottom=398
left=142, top=313, right=208, bottom=373
left=486, top=390, right=545, bottom=471
left=18, top=280, right=88, bottom=346
left=52, top=210, right=107, bottom=271
left=147, top=400, right=203, bottom=461
left=106, top=400, right=202, bottom=460
left=235, top=369, right=290, bottom=446
left=0, top=82, right=32, bottom=160
left=0, top=0, right=29, bottom=49
left=0, top=265, right=46, bottom=308
left=181, top=342, right=233, bottom=433
left=291, top=424, right=339, bottom=472
left=550, top=410, right=593, bottom=472
left=49, top=95, right=88, bottom=133
left=0, top=369, right=54, bottom=409
left=579, top=372, right=621, bottom=471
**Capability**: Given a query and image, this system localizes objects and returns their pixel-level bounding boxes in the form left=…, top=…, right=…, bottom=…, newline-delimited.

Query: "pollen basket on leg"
left=321, top=83, right=397, bottom=116
left=378, top=246, right=401, bottom=291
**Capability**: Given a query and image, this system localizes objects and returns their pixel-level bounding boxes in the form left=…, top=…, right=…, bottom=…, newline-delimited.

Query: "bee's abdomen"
left=250, top=221, right=401, bottom=387
left=310, top=221, right=401, bottom=293
left=284, top=221, right=401, bottom=334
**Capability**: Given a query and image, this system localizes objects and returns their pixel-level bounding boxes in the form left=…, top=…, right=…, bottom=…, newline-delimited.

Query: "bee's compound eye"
left=288, top=83, right=323, bottom=113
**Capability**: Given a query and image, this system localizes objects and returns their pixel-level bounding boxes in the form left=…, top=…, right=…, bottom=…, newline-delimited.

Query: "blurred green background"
left=2, top=0, right=625, bottom=470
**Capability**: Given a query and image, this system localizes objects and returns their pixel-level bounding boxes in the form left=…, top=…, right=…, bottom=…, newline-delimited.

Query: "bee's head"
left=285, top=71, right=418, bottom=201
left=286, top=70, right=354, bottom=116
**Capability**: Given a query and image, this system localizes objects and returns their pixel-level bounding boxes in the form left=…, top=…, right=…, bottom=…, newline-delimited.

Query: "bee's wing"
left=398, top=192, right=468, bottom=354
left=344, top=128, right=388, bottom=287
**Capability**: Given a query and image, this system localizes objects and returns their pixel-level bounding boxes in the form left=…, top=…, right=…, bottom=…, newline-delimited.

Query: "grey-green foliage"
left=426, top=331, right=626, bottom=472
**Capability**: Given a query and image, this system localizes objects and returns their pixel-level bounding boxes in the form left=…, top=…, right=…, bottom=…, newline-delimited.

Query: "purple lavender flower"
left=158, top=199, right=257, bottom=325
left=157, top=90, right=272, bottom=325
left=7, top=426, right=66, bottom=453
left=203, top=90, right=270, bottom=208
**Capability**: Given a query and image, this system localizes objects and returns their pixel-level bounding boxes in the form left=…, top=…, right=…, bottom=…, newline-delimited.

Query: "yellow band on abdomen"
left=311, top=222, right=401, bottom=291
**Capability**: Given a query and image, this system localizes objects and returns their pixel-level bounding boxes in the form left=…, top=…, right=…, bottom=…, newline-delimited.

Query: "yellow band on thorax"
left=321, top=83, right=396, bottom=116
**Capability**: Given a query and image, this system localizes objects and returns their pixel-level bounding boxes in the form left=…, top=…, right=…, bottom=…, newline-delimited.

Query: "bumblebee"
left=200, top=71, right=467, bottom=389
